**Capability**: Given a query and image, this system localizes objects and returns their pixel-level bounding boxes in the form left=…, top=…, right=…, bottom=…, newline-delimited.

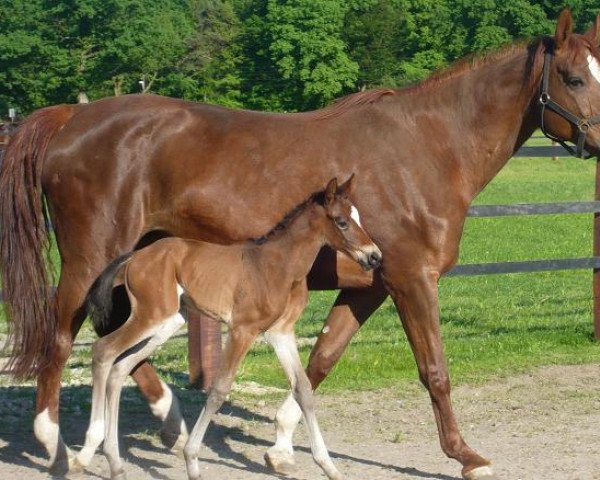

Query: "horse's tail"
left=85, top=253, right=133, bottom=337
left=0, top=104, right=77, bottom=379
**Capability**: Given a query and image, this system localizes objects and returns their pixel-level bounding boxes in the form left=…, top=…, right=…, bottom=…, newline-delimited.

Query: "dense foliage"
left=1, top=0, right=600, bottom=114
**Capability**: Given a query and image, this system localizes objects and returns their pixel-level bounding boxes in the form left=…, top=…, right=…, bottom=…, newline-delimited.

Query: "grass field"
left=3, top=135, right=600, bottom=395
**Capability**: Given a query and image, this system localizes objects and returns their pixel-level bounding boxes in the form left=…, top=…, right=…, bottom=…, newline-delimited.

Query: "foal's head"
left=317, top=175, right=382, bottom=271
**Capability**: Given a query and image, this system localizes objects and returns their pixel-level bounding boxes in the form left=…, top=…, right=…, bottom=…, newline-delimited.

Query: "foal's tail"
left=0, top=104, right=77, bottom=379
left=85, top=253, right=134, bottom=337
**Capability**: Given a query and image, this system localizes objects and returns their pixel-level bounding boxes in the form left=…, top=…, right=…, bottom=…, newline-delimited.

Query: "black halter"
left=539, top=51, right=600, bottom=159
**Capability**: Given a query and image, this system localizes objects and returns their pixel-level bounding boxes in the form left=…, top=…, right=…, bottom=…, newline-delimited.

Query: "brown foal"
left=75, top=177, right=381, bottom=480
left=2, top=9, right=600, bottom=480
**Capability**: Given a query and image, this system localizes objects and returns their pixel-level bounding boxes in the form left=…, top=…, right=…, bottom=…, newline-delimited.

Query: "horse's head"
left=318, top=175, right=382, bottom=271
left=538, top=9, right=600, bottom=157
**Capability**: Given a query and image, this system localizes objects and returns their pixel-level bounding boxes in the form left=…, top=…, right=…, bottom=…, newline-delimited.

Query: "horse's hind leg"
left=131, top=363, right=188, bottom=450
left=266, top=329, right=342, bottom=480
left=184, top=326, right=257, bottom=480
left=33, top=269, right=90, bottom=474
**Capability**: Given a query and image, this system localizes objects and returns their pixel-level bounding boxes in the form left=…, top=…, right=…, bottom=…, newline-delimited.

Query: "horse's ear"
left=554, top=9, right=573, bottom=50
left=325, top=177, right=337, bottom=205
left=338, top=173, right=356, bottom=196
left=585, top=13, right=600, bottom=45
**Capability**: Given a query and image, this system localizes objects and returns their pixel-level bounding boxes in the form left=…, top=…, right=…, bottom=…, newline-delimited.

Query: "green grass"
left=3, top=133, right=600, bottom=394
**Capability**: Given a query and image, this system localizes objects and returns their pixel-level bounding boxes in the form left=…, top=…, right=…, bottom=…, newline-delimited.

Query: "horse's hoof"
left=463, top=465, right=496, bottom=480
left=48, top=447, right=76, bottom=475
left=160, top=428, right=188, bottom=452
left=264, top=449, right=296, bottom=474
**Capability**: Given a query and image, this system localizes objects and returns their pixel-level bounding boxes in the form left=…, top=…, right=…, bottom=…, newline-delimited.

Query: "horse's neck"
left=392, top=46, right=540, bottom=202
left=249, top=209, right=323, bottom=289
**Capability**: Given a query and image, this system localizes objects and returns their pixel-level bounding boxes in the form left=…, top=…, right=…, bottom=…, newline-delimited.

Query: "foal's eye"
left=334, top=217, right=349, bottom=230
left=567, top=76, right=584, bottom=88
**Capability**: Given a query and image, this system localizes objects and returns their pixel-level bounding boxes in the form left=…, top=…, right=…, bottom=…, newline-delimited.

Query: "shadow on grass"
left=0, top=384, right=459, bottom=480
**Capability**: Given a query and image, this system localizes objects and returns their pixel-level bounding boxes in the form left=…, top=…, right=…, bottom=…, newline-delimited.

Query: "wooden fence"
left=0, top=138, right=598, bottom=389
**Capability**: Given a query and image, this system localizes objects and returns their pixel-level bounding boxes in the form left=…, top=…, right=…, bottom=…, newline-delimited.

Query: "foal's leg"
left=184, top=326, right=257, bottom=480
left=266, top=284, right=387, bottom=472
left=103, top=312, right=186, bottom=480
left=267, top=330, right=343, bottom=480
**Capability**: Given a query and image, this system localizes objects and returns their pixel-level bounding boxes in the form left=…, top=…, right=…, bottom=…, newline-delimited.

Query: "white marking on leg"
left=464, top=465, right=495, bottom=480
left=350, top=206, right=362, bottom=226
left=587, top=54, right=600, bottom=84
left=269, top=393, right=302, bottom=457
left=150, top=378, right=189, bottom=448
left=77, top=420, right=104, bottom=467
left=265, top=332, right=341, bottom=480
left=34, top=408, right=59, bottom=457
left=177, top=283, right=184, bottom=298
left=150, top=379, right=174, bottom=421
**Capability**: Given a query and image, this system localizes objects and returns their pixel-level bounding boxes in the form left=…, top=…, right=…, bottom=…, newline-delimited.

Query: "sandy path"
left=0, top=364, right=598, bottom=480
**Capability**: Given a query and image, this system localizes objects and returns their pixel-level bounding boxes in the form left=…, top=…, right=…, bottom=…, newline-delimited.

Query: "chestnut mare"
left=75, top=176, right=380, bottom=480
left=1, top=9, right=600, bottom=480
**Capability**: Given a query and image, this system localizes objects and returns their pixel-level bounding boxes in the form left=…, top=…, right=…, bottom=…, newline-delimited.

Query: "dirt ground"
left=0, top=364, right=598, bottom=480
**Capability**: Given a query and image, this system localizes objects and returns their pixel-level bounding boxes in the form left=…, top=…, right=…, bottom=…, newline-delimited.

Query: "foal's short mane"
left=252, top=190, right=326, bottom=245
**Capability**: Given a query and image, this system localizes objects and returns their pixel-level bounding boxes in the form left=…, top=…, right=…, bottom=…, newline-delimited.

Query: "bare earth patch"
left=0, top=364, right=598, bottom=480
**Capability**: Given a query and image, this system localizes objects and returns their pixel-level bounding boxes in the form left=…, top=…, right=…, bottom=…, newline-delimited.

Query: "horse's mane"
left=306, top=89, right=397, bottom=120
left=252, top=190, right=326, bottom=245
left=306, top=36, right=586, bottom=121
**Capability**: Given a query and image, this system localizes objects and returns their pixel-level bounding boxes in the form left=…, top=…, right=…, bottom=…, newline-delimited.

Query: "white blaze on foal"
left=350, top=205, right=361, bottom=227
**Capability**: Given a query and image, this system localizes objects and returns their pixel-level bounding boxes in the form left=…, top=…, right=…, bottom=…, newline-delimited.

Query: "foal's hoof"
left=70, top=457, right=85, bottom=473
left=463, top=465, right=496, bottom=480
left=111, top=469, right=128, bottom=480
left=160, top=428, right=188, bottom=452
left=264, top=449, right=296, bottom=474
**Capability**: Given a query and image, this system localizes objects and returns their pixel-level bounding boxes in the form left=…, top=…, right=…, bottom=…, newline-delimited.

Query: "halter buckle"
left=577, top=119, right=590, bottom=132
left=539, top=92, right=550, bottom=105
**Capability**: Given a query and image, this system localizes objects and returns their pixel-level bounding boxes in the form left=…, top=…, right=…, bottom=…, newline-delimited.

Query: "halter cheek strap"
left=539, top=51, right=600, bottom=159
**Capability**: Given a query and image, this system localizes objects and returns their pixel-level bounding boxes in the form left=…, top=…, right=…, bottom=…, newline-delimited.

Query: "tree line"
left=1, top=0, right=599, bottom=116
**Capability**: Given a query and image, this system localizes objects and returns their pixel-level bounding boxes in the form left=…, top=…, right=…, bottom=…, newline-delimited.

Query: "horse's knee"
left=306, top=347, right=339, bottom=386
left=419, top=364, right=450, bottom=397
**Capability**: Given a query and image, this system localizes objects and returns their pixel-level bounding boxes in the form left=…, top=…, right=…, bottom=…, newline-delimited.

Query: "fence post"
left=594, top=157, right=600, bottom=340
left=186, top=309, right=222, bottom=390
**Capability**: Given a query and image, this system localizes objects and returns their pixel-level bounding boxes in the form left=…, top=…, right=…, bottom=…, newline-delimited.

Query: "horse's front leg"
left=385, top=268, right=495, bottom=480
left=265, top=283, right=387, bottom=473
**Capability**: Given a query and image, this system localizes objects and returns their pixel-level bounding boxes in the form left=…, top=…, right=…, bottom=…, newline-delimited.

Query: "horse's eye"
left=334, top=217, right=349, bottom=230
left=567, top=76, right=584, bottom=88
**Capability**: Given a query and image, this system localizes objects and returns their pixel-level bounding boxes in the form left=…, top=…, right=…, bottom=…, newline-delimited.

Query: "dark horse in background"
left=1, top=9, right=599, bottom=480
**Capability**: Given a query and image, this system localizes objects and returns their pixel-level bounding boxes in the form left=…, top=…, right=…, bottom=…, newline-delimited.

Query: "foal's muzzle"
left=358, top=247, right=382, bottom=271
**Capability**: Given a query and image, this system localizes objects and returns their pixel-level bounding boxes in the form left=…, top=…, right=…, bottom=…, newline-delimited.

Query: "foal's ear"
left=325, top=177, right=338, bottom=205
left=554, top=9, right=573, bottom=50
left=585, top=13, right=600, bottom=45
left=338, top=173, right=356, bottom=197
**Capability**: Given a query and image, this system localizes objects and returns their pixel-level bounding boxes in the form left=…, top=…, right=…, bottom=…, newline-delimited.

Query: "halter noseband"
left=539, top=51, right=600, bottom=159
